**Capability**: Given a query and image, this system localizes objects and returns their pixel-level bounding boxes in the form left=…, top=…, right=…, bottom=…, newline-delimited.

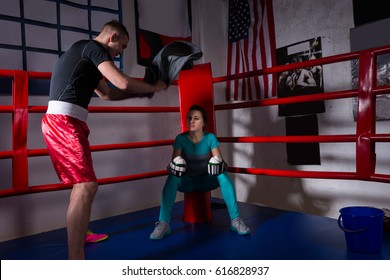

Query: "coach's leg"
left=66, top=181, right=98, bottom=260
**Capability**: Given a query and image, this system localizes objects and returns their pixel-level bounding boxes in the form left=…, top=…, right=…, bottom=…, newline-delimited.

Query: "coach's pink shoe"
left=85, top=230, right=108, bottom=243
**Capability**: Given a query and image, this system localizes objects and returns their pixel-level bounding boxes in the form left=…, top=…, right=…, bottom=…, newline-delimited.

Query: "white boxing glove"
left=208, top=155, right=227, bottom=176
left=168, top=156, right=187, bottom=177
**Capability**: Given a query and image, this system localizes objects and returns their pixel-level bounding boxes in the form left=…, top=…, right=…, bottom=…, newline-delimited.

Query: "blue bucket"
left=338, top=206, right=384, bottom=253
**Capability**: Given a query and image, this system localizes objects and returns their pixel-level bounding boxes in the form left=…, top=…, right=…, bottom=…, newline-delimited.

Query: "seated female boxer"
left=150, top=104, right=250, bottom=240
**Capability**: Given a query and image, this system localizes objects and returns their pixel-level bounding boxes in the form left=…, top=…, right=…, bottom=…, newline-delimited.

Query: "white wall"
left=221, top=0, right=390, bottom=219
left=1, top=0, right=390, bottom=242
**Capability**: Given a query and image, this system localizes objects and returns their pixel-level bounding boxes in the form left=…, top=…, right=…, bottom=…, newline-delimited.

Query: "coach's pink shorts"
left=41, top=114, right=97, bottom=184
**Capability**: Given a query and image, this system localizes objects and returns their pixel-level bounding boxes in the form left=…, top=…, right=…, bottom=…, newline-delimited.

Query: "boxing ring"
left=1, top=45, right=390, bottom=260
left=2, top=45, right=390, bottom=217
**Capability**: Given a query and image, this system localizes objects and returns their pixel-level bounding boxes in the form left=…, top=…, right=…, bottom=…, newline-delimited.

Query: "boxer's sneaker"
left=231, top=217, right=251, bottom=235
left=150, top=221, right=171, bottom=240
left=85, top=230, right=108, bottom=243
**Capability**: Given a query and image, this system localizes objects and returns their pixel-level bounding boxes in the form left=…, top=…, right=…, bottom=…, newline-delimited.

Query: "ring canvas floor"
left=1, top=198, right=389, bottom=260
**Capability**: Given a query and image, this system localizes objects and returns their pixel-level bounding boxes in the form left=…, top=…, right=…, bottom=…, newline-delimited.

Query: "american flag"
left=226, top=0, right=276, bottom=101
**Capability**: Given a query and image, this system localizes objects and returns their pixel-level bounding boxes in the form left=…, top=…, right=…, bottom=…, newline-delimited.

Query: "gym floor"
left=1, top=198, right=389, bottom=260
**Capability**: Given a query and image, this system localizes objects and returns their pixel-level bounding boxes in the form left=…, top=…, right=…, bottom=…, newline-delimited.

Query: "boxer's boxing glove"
left=168, top=156, right=187, bottom=177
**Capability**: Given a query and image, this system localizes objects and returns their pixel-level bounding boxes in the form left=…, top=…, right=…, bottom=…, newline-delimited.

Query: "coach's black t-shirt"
left=49, top=40, right=112, bottom=109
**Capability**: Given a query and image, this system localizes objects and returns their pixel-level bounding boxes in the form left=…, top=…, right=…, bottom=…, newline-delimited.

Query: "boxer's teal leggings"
left=158, top=172, right=240, bottom=223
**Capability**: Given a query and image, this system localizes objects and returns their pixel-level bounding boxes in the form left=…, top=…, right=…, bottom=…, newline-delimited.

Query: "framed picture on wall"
left=276, top=37, right=325, bottom=117
left=350, top=17, right=390, bottom=121
left=276, top=37, right=325, bottom=165
left=352, top=53, right=390, bottom=121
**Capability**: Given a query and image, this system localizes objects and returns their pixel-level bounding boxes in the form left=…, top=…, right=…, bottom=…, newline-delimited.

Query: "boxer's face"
left=107, top=33, right=129, bottom=59
left=187, top=110, right=205, bottom=132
